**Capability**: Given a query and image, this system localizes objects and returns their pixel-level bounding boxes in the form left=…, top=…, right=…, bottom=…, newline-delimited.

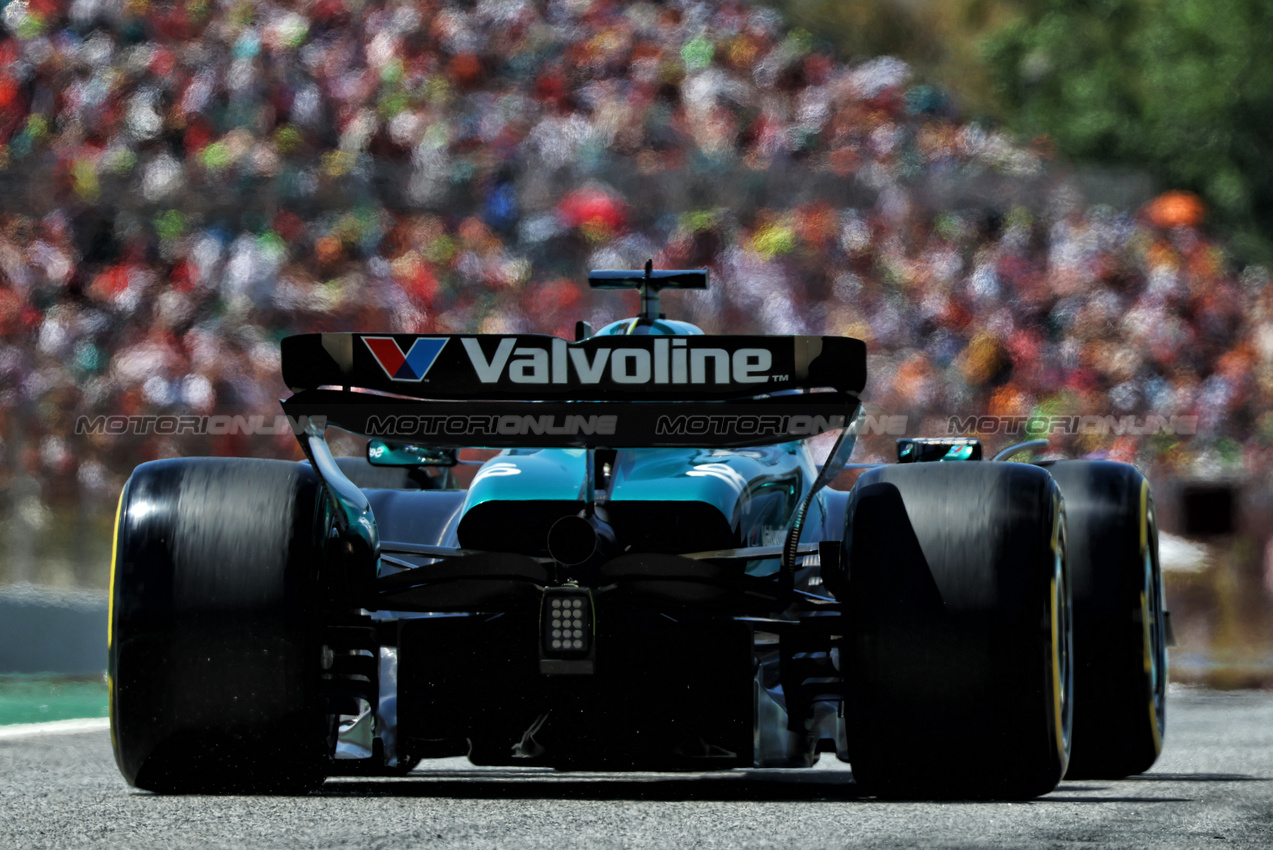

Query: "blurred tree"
left=782, top=0, right=936, bottom=62
left=776, top=0, right=1059, bottom=120
left=775, top=0, right=1273, bottom=257
left=981, top=0, right=1273, bottom=259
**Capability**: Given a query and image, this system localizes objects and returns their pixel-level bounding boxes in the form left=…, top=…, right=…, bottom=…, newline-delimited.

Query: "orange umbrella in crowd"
left=1143, top=191, right=1206, bottom=229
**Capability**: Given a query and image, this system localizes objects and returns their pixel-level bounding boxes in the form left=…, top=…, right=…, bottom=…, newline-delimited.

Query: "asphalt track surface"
left=1, top=687, right=1270, bottom=849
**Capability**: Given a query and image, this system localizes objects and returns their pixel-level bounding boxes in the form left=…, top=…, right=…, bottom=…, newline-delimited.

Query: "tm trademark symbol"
left=772, top=374, right=789, bottom=381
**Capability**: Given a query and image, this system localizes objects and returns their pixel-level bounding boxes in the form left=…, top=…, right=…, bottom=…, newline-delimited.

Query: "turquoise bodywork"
left=463, top=448, right=591, bottom=508
left=607, top=446, right=809, bottom=542
left=449, top=318, right=825, bottom=562
left=458, top=444, right=816, bottom=569
left=595, top=317, right=704, bottom=336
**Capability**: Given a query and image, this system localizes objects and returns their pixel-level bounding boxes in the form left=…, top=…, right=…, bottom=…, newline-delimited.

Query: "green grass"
left=0, top=675, right=109, bottom=725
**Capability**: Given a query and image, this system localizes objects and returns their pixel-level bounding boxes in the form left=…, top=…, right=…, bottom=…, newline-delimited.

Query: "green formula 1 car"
left=108, top=266, right=1170, bottom=798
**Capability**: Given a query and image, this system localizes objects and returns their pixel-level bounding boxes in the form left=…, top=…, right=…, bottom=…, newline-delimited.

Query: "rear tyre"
left=840, top=463, right=1072, bottom=799
left=1044, top=461, right=1166, bottom=779
left=110, top=458, right=335, bottom=794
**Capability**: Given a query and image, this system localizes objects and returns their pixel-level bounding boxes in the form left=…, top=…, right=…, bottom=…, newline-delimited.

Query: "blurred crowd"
left=1, top=0, right=1272, bottom=535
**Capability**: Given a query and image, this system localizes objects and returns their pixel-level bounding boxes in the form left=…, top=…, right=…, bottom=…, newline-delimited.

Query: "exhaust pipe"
left=547, top=512, right=617, bottom=566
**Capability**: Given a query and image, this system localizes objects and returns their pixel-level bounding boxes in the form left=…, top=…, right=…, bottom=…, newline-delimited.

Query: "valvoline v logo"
left=363, top=336, right=448, bottom=382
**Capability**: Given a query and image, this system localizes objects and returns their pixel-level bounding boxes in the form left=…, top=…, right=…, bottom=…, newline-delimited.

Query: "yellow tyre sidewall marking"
left=107, top=485, right=125, bottom=746
left=107, top=487, right=124, bottom=649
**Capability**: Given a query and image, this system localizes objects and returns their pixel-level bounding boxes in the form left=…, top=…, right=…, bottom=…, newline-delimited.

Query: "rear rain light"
left=540, top=588, right=594, bottom=674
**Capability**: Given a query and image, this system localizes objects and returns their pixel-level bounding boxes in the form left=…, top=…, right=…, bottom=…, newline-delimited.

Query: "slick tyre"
left=1043, top=460, right=1166, bottom=779
left=109, top=458, right=333, bottom=794
left=840, top=463, right=1072, bottom=799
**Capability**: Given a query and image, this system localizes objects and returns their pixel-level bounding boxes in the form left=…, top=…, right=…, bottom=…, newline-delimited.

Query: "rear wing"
left=280, top=332, right=865, bottom=449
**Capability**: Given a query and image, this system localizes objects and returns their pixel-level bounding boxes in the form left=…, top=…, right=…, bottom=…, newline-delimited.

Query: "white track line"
left=0, top=717, right=110, bottom=740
